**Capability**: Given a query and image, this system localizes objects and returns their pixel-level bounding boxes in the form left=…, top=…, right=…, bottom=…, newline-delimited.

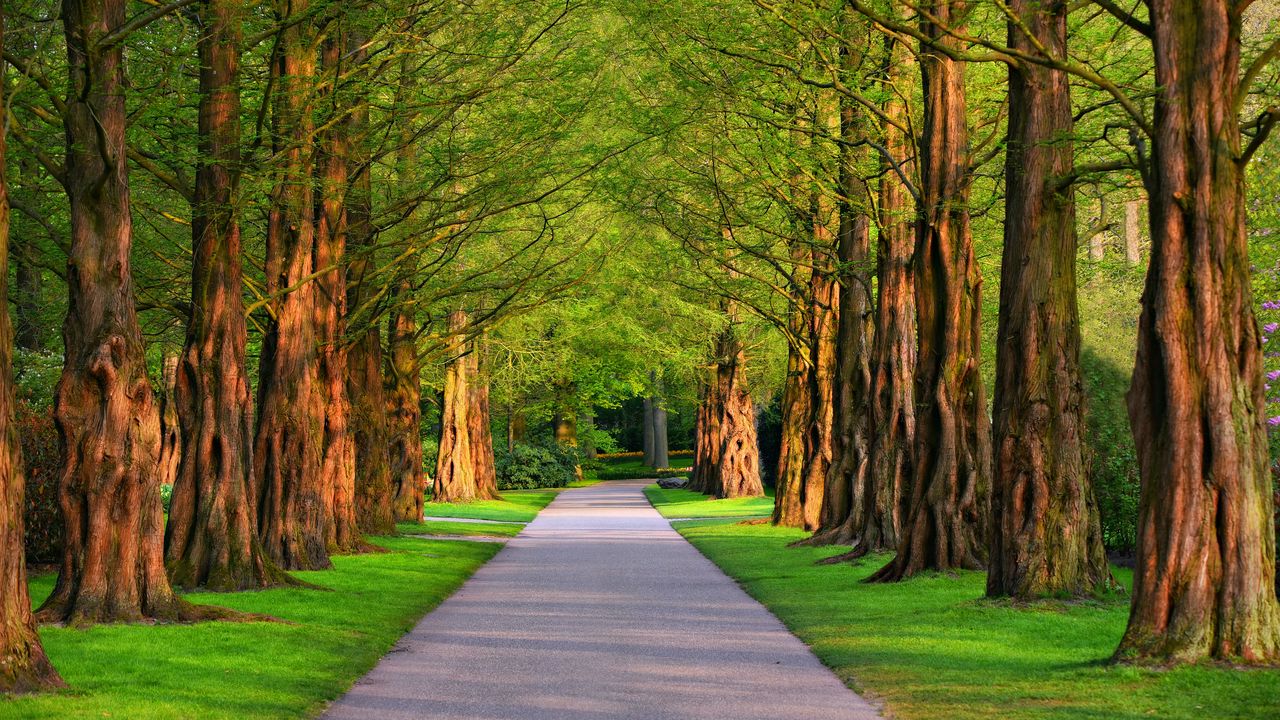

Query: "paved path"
left=324, top=480, right=881, bottom=720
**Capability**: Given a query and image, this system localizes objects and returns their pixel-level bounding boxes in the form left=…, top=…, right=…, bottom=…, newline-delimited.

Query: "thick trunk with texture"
left=689, top=372, right=722, bottom=494
left=434, top=311, right=490, bottom=502
left=313, top=32, right=360, bottom=553
left=862, top=39, right=916, bottom=556
left=253, top=0, right=330, bottom=572
left=0, top=8, right=63, bottom=685
left=871, top=3, right=991, bottom=581
left=345, top=47, right=393, bottom=537
left=386, top=285, right=424, bottom=522
left=811, top=58, right=874, bottom=545
left=772, top=334, right=814, bottom=528
left=714, top=327, right=763, bottom=499
left=1119, top=0, right=1280, bottom=664
left=157, top=355, right=181, bottom=490
left=988, top=0, right=1110, bottom=600
left=166, top=0, right=290, bottom=591
left=39, top=0, right=193, bottom=624
left=467, top=342, right=499, bottom=500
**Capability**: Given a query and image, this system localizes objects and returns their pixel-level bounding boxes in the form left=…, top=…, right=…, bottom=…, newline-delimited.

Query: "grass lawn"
left=422, top=487, right=562, bottom=522
left=3, top=535, right=500, bottom=720
left=672, top=518, right=1280, bottom=720
left=396, top=519, right=524, bottom=537
left=643, top=484, right=775, bottom=519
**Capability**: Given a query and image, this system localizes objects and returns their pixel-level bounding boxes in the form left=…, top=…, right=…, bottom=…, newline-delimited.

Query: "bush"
left=1081, top=347, right=1140, bottom=553
left=496, top=442, right=580, bottom=490
left=19, top=402, right=62, bottom=565
left=592, top=466, right=689, bottom=481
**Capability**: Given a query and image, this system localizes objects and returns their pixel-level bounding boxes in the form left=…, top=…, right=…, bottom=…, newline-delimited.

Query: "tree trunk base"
left=817, top=547, right=870, bottom=565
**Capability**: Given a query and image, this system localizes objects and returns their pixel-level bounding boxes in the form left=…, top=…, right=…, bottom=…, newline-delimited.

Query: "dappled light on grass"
left=674, top=520, right=1280, bottom=720
left=643, top=484, right=774, bottom=519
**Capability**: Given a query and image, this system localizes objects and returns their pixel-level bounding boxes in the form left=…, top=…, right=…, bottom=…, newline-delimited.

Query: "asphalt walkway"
left=323, top=480, right=881, bottom=720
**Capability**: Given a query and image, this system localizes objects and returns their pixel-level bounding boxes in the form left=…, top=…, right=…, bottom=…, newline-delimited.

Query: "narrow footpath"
left=323, top=480, right=881, bottom=720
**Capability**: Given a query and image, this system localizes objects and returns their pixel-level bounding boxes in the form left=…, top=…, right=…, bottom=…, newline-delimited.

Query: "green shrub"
left=1081, top=347, right=1139, bottom=552
left=161, top=483, right=174, bottom=514
left=19, top=402, right=62, bottom=565
left=496, top=442, right=579, bottom=490
left=592, top=466, right=689, bottom=481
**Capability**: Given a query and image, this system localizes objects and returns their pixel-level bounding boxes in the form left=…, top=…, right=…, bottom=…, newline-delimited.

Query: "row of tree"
left=0, top=0, right=611, bottom=692
left=665, top=0, right=1280, bottom=666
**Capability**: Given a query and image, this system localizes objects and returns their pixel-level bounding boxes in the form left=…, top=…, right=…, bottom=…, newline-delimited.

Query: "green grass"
left=2, top=536, right=499, bottom=720
left=422, top=488, right=562, bottom=522
left=643, top=484, right=775, bottom=519
left=673, top=519, right=1280, bottom=720
left=396, top=519, right=524, bottom=537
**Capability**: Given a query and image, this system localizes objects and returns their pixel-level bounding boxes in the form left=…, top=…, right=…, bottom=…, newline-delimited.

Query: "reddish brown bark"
left=772, top=328, right=815, bottom=528
left=156, top=355, right=181, bottom=491
left=467, top=341, right=499, bottom=500
left=434, top=311, right=493, bottom=502
left=987, top=0, right=1111, bottom=600
left=689, top=370, right=722, bottom=494
left=712, top=323, right=763, bottom=499
left=166, top=0, right=292, bottom=591
left=253, top=0, right=330, bottom=572
left=386, top=284, right=424, bottom=522
left=38, top=0, right=197, bottom=624
left=1119, top=0, right=1280, bottom=664
left=0, top=7, right=63, bottom=685
left=870, top=2, right=991, bottom=582
left=861, top=40, right=916, bottom=556
left=810, top=43, right=875, bottom=546
left=313, top=31, right=361, bottom=553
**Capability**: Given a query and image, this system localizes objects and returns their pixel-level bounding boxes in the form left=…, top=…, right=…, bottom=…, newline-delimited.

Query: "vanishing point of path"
left=324, top=480, right=881, bottom=720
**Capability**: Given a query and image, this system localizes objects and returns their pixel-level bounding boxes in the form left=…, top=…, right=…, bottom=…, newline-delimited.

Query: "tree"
left=166, top=0, right=294, bottom=590
left=1119, top=0, right=1280, bottom=664
left=39, top=0, right=195, bottom=624
left=386, top=281, right=425, bottom=522
left=0, top=6, right=63, bottom=687
left=709, top=314, right=764, bottom=498
left=987, top=0, right=1111, bottom=600
left=253, top=0, right=331, bottom=571
left=869, top=0, right=991, bottom=582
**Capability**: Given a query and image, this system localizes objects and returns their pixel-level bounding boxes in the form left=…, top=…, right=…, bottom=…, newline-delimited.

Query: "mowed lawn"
left=4, top=535, right=500, bottom=720
left=421, top=487, right=563, bottom=522
left=396, top=519, right=525, bottom=537
left=668, top=517, right=1280, bottom=720
left=643, top=484, right=774, bottom=519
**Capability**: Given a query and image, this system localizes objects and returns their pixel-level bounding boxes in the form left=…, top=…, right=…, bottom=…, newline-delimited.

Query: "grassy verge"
left=4, top=535, right=499, bottom=720
left=423, top=488, right=562, bottom=522
left=643, top=484, right=774, bottom=519
left=396, top=520, right=524, bottom=538
left=672, top=518, right=1280, bottom=720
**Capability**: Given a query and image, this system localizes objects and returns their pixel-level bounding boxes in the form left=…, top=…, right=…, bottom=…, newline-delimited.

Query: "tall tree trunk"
left=341, top=33, right=394, bottom=537
left=870, top=1, right=991, bottom=582
left=467, top=339, right=499, bottom=499
left=386, top=282, right=424, bottom=522
left=650, top=371, right=669, bottom=470
left=1124, top=199, right=1142, bottom=265
left=581, top=411, right=597, bottom=461
left=689, top=371, right=722, bottom=494
left=434, top=311, right=490, bottom=502
left=156, top=355, right=181, bottom=490
left=810, top=33, right=874, bottom=545
left=1119, top=0, right=1280, bottom=664
left=772, top=330, right=814, bottom=527
left=861, top=37, right=916, bottom=556
left=253, top=0, right=330, bottom=572
left=987, top=0, right=1110, bottom=600
left=713, top=320, right=763, bottom=499
left=39, top=0, right=193, bottom=624
left=642, top=395, right=655, bottom=466
left=313, top=31, right=361, bottom=554
left=507, top=400, right=526, bottom=453
left=166, top=0, right=291, bottom=591
left=0, top=7, right=63, bottom=686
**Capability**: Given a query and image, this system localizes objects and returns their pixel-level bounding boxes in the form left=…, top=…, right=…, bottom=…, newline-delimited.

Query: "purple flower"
left=1264, top=301, right=1280, bottom=310
left=1268, top=416, right=1280, bottom=427
left=1266, top=323, right=1280, bottom=335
